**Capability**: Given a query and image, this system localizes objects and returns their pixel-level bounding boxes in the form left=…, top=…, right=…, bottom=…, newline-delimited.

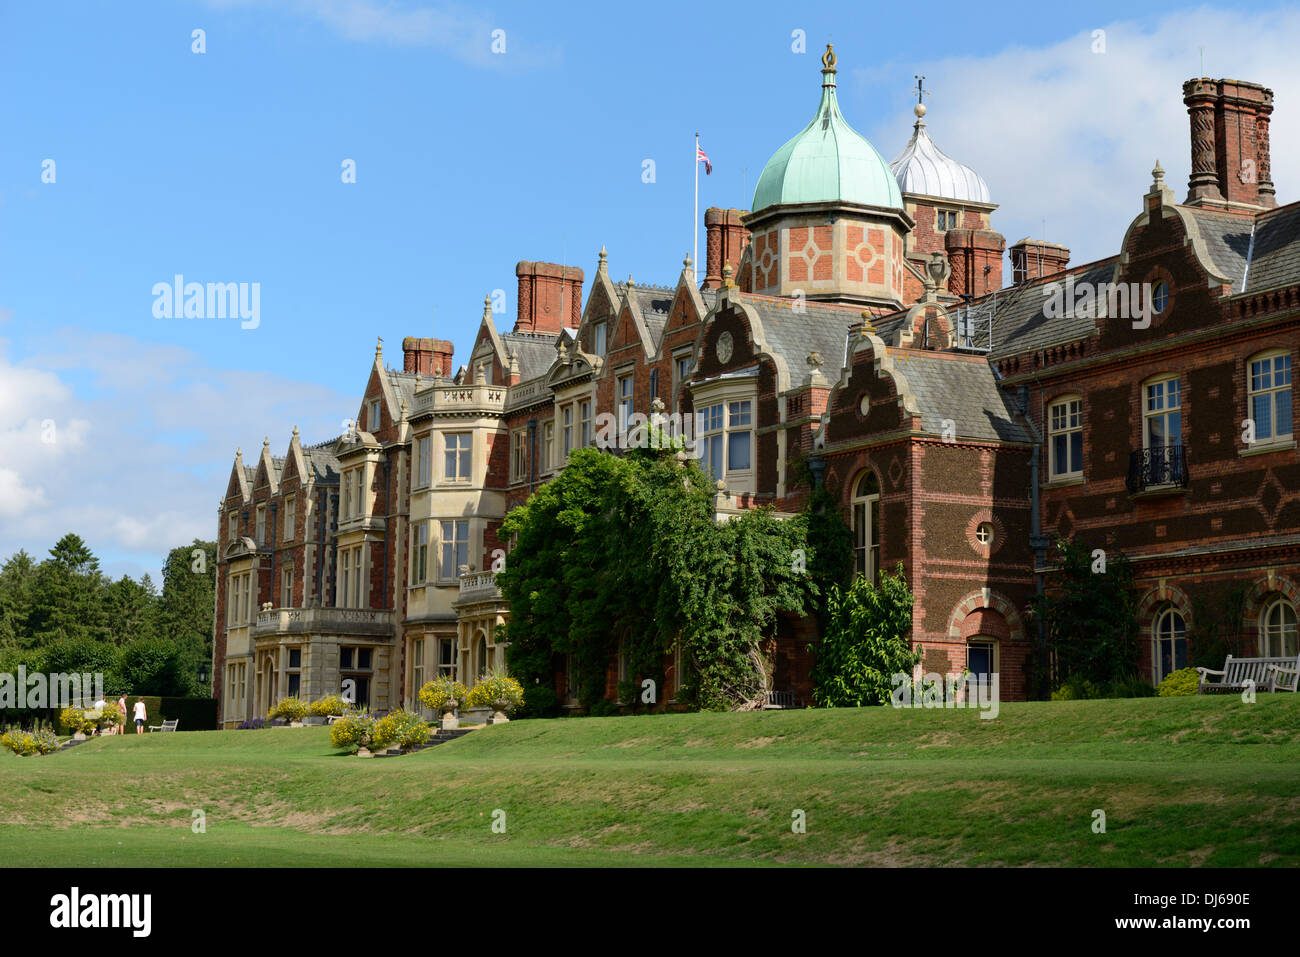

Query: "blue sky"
left=1, top=0, right=1297, bottom=580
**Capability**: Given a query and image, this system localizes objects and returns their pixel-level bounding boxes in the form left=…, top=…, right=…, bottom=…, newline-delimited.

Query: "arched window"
left=1153, top=606, right=1187, bottom=681
left=852, top=471, right=880, bottom=582
left=1261, top=599, right=1298, bottom=657
left=1248, top=349, right=1292, bottom=445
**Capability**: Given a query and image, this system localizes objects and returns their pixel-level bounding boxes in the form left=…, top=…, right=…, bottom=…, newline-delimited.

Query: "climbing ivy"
left=498, top=446, right=835, bottom=712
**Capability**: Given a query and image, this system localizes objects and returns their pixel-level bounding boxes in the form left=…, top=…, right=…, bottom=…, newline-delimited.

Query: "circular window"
left=716, top=330, right=734, bottom=364
left=858, top=394, right=870, bottom=416
left=1152, top=281, right=1169, bottom=314
left=975, top=523, right=995, bottom=546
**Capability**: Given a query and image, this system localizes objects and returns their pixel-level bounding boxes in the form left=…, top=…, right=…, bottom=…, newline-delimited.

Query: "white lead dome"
left=889, top=105, right=991, bottom=205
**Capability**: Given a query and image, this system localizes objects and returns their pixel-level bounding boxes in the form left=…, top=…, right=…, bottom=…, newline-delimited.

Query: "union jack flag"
left=697, top=144, right=712, bottom=175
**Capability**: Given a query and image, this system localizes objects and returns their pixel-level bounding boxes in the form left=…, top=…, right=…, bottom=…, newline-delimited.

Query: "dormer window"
left=368, top=399, right=381, bottom=431
left=592, top=322, right=607, bottom=355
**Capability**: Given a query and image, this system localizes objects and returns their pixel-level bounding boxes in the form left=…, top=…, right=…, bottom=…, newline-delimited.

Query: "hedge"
left=120, top=695, right=217, bottom=731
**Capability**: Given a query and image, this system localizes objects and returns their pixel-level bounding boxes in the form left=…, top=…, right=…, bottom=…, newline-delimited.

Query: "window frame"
left=416, top=436, right=432, bottom=489
left=1142, top=374, right=1182, bottom=450
left=851, top=471, right=881, bottom=582
left=1047, top=395, right=1084, bottom=479
left=1247, top=349, right=1293, bottom=445
left=1260, top=598, right=1298, bottom=658
left=511, top=429, right=527, bottom=482
left=443, top=432, right=472, bottom=483
left=438, top=518, right=471, bottom=583
left=1152, top=606, right=1188, bottom=683
left=283, top=494, right=295, bottom=541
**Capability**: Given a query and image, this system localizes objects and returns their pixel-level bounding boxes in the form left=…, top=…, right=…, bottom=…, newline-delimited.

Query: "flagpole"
left=693, top=132, right=700, bottom=281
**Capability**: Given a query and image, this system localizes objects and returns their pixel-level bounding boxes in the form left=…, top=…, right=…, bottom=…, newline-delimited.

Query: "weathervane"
left=913, top=75, right=930, bottom=119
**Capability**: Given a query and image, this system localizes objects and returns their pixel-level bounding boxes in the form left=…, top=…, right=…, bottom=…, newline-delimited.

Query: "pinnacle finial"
left=599, top=245, right=607, bottom=265
left=375, top=336, right=382, bottom=359
left=263, top=436, right=270, bottom=448
left=292, top=425, right=299, bottom=439
left=1152, top=159, right=1165, bottom=188
left=821, top=43, right=837, bottom=73
left=684, top=253, right=693, bottom=269
left=722, top=262, right=734, bottom=288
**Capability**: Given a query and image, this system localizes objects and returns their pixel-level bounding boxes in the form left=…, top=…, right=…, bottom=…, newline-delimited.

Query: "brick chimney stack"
left=944, top=229, right=1005, bottom=298
left=1182, top=77, right=1275, bottom=209
left=703, top=208, right=750, bottom=289
left=1009, top=239, right=1070, bottom=284
left=402, top=338, right=454, bottom=377
left=515, top=261, right=584, bottom=334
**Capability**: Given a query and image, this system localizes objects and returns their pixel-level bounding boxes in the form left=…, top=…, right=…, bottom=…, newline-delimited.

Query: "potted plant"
left=328, top=710, right=375, bottom=756
left=418, top=677, right=469, bottom=730
left=58, top=707, right=97, bottom=741
left=466, top=671, right=525, bottom=725
left=306, top=694, right=347, bottom=725
left=268, top=696, right=309, bottom=727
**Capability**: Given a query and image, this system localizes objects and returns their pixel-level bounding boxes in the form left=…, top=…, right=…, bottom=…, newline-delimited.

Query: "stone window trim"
left=1045, top=393, right=1084, bottom=480
left=965, top=509, right=1006, bottom=558
left=690, top=377, right=758, bottom=492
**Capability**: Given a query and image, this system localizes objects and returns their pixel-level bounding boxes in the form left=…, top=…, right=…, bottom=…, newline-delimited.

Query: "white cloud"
left=855, top=7, right=1300, bottom=269
left=0, top=326, right=356, bottom=580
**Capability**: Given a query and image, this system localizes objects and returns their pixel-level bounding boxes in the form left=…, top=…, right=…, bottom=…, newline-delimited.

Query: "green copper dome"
left=752, top=45, right=903, bottom=214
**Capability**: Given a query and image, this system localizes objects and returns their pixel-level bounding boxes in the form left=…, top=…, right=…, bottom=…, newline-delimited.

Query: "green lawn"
left=3, top=694, right=1299, bottom=867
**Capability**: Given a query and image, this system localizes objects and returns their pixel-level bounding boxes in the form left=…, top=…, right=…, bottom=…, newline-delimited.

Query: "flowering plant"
left=2, top=728, right=59, bottom=756
left=328, top=711, right=374, bottom=752
left=466, top=672, right=525, bottom=712
left=418, top=677, right=469, bottom=712
left=373, top=710, right=429, bottom=749
left=309, top=694, right=348, bottom=717
left=58, top=707, right=97, bottom=735
left=268, top=697, right=309, bottom=722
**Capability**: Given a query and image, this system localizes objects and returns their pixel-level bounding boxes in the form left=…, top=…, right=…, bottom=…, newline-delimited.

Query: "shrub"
left=58, top=707, right=96, bottom=735
left=268, top=697, right=309, bottom=722
left=466, top=672, right=526, bottom=712
left=96, top=706, right=124, bottom=730
left=1051, top=675, right=1102, bottom=700
left=811, top=565, right=919, bottom=707
left=2, top=728, right=57, bottom=756
left=308, top=694, right=348, bottom=717
left=418, top=677, right=469, bottom=713
left=1158, top=666, right=1200, bottom=697
left=515, top=683, right=560, bottom=720
left=328, top=711, right=374, bottom=752
left=1108, top=674, right=1157, bottom=699
left=374, top=710, right=429, bottom=749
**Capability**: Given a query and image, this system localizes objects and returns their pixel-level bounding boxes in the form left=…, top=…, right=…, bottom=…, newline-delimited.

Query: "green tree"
left=811, top=564, right=919, bottom=707
left=0, top=550, right=37, bottom=648
left=27, top=534, right=109, bottom=645
left=499, top=447, right=821, bottom=713
left=116, top=637, right=186, bottom=696
left=156, top=540, right=216, bottom=695
left=1030, top=538, right=1140, bottom=688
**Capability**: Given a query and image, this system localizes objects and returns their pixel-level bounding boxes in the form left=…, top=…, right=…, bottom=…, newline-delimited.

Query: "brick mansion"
left=213, top=47, right=1298, bottom=725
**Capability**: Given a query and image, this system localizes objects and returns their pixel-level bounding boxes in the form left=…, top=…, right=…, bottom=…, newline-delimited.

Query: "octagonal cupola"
left=889, top=103, right=991, bottom=204
left=743, top=45, right=913, bottom=310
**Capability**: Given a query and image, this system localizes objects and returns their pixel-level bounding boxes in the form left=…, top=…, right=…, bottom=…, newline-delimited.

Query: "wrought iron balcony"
left=1126, top=444, right=1188, bottom=494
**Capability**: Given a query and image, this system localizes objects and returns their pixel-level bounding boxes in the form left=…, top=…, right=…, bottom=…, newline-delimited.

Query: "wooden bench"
left=147, top=719, right=179, bottom=733
left=1197, top=654, right=1300, bottom=694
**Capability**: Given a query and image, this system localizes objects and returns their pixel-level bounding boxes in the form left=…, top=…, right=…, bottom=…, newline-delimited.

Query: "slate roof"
left=985, top=259, right=1117, bottom=358
left=301, top=446, right=340, bottom=484
left=500, top=331, right=559, bottom=381
left=1185, top=207, right=1252, bottom=287
left=385, top=370, right=421, bottom=412
left=1243, top=203, right=1300, bottom=292
left=884, top=350, right=1033, bottom=443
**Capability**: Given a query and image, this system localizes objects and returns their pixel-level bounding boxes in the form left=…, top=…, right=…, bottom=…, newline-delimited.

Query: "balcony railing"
left=1126, top=444, right=1189, bottom=494
left=412, top=382, right=506, bottom=416
left=251, top=606, right=394, bottom=637
left=457, top=571, right=501, bottom=600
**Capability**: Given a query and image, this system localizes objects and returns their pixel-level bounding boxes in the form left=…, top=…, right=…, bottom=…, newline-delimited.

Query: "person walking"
left=132, top=698, right=147, bottom=734
left=115, top=695, right=127, bottom=736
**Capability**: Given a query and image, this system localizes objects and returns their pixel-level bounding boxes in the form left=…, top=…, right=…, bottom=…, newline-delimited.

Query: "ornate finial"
left=375, top=336, right=382, bottom=359
left=400, top=399, right=408, bottom=421
left=651, top=396, right=665, bottom=414
left=821, top=43, right=837, bottom=73
left=859, top=310, right=877, bottom=335
left=626, top=274, right=635, bottom=287
left=807, top=351, right=824, bottom=369
left=1152, top=160, right=1165, bottom=188
left=236, top=447, right=242, bottom=458
left=684, top=253, right=693, bottom=269
left=292, top=425, right=299, bottom=439
left=722, top=262, right=734, bottom=288
left=558, top=339, right=569, bottom=362
left=263, top=436, right=270, bottom=448
left=598, top=245, right=607, bottom=265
